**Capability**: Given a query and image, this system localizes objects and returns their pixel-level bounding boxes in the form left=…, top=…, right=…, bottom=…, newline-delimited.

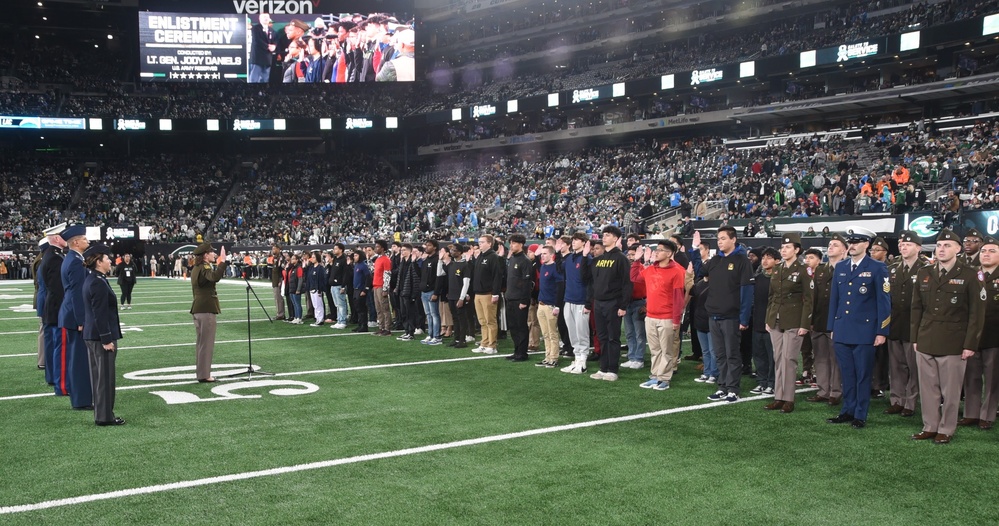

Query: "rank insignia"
left=883, top=277, right=890, bottom=293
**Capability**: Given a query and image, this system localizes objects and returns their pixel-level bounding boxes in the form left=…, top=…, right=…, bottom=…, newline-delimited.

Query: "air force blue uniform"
left=827, top=256, right=892, bottom=421
left=59, top=249, right=93, bottom=409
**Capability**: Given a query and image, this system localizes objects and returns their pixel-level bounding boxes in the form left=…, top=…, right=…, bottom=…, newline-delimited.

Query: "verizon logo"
left=232, top=0, right=318, bottom=14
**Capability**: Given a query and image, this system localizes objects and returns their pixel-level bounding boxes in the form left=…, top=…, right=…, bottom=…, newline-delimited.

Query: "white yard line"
left=0, top=388, right=811, bottom=515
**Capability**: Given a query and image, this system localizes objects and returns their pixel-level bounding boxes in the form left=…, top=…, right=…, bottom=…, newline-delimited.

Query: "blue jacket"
left=353, top=261, right=371, bottom=291
left=58, top=250, right=87, bottom=329
left=827, top=255, right=892, bottom=344
left=306, top=262, right=327, bottom=292
left=562, top=251, right=591, bottom=305
left=83, top=270, right=122, bottom=345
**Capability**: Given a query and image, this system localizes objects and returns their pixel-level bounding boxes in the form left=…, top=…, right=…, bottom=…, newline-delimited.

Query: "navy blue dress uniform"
left=826, top=227, right=891, bottom=428
left=40, top=223, right=67, bottom=396
left=82, top=244, right=125, bottom=426
left=58, top=223, right=93, bottom=410
left=34, top=237, right=53, bottom=384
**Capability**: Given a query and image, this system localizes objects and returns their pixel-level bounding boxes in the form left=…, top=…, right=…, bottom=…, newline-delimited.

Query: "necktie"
left=851, top=262, right=857, bottom=273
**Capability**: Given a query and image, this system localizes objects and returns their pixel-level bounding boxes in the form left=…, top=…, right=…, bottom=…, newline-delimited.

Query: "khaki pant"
left=916, top=352, right=967, bottom=436
left=646, top=317, right=676, bottom=382
left=811, top=331, right=842, bottom=399
left=374, top=289, right=392, bottom=332
left=769, top=322, right=804, bottom=402
left=440, top=296, right=453, bottom=328
left=528, top=301, right=540, bottom=349
left=537, top=304, right=560, bottom=363
left=963, top=348, right=999, bottom=422
left=474, top=294, right=498, bottom=349
left=192, top=313, right=217, bottom=380
left=272, top=286, right=286, bottom=319
left=888, top=339, right=919, bottom=411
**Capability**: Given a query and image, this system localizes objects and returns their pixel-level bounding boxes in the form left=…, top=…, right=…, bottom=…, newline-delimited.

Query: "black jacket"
left=41, top=249, right=65, bottom=326
left=590, top=247, right=633, bottom=310
left=328, top=255, right=348, bottom=287
left=505, top=252, right=534, bottom=303
left=471, top=249, right=503, bottom=295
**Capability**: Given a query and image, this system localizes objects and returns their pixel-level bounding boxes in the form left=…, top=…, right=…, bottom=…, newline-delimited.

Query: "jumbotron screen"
left=138, top=0, right=415, bottom=83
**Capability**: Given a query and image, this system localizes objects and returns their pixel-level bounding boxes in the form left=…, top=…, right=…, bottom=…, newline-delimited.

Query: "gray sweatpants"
left=563, top=302, right=590, bottom=358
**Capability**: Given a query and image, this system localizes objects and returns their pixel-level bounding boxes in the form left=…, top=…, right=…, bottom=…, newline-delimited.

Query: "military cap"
left=288, top=19, right=310, bottom=32
left=964, top=228, right=984, bottom=241
left=83, top=243, right=111, bottom=259
left=829, top=233, right=849, bottom=248
left=936, top=228, right=961, bottom=244
left=58, top=223, right=86, bottom=242
left=898, top=230, right=921, bottom=245
left=846, top=226, right=876, bottom=243
left=781, top=232, right=802, bottom=246
left=43, top=222, right=67, bottom=237
left=192, top=243, right=215, bottom=256
left=872, top=237, right=888, bottom=250
left=38, top=237, right=50, bottom=251
left=983, top=236, right=999, bottom=248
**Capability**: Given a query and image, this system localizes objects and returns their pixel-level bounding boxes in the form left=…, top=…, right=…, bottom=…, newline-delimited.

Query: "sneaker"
left=332, top=323, right=347, bottom=329
left=420, top=337, right=433, bottom=344
left=535, top=360, right=551, bottom=367
left=621, top=360, right=637, bottom=369
left=471, top=346, right=485, bottom=353
left=763, top=387, right=775, bottom=395
left=622, top=360, right=644, bottom=369
left=590, top=371, right=607, bottom=380
left=749, top=385, right=764, bottom=395
left=706, top=376, right=717, bottom=384
left=640, top=379, right=659, bottom=389
left=561, top=363, right=586, bottom=374
left=428, top=338, right=442, bottom=346
left=466, top=336, right=476, bottom=343
left=601, top=373, right=619, bottom=382
left=311, top=322, right=324, bottom=327
left=291, top=318, right=303, bottom=325
left=397, top=334, right=414, bottom=341
left=707, top=390, right=726, bottom=401
left=694, top=374, right=709, bottom=383
left=368, top=321, right=378, bottom=327
left=653, top=380, right=670, bottom=391
left=414, top=329, right=424, bottom=335
left=724, top=393, right=740, bottom=403
left=481, top=347, right=498, bottom=355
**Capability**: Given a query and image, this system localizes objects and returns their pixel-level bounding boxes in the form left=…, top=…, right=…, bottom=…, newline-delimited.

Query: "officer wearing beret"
left=885, top=230, right=929, bottom=417
left=804, top=233, right=848, bottom=406
left=764, top=232, right=813, bottom=414
left=190, top=243, right=228, bottom=383
left=826, top=227, right=891, bottom=429
left=58, top=223, right=93, bottom=410
left=961, top=228, right=983, bottom=267
left=959, top=235, right=999, bottom=430
left=82, top=244, right=124, bottom=426
left=910, top=229, right=985, bottom=444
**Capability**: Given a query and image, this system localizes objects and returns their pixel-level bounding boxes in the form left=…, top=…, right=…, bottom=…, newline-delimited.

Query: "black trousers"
left=594, top=299, right=623, bottom=374
left=119, top=282, right=134, bottom=305
left=323, top=286, right=336, bottom=322
left=400, top=296, right=418, bottom=335
left=352, top=292, right=368, bottom=329
left=506, top=299, right=530, bottom=358
left=449, top=300, right=473, bottom=344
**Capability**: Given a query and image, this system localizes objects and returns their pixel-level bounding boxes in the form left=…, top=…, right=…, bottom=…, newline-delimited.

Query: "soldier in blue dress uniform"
left=825, top=227, right=892, bottom=429
left=58, top=223, right=93, bottom=410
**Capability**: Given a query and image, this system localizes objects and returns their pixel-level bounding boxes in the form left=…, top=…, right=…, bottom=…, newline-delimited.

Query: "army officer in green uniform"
left=764, top=232, right=814, bottom=414
left=190, top=243, right=228, bottom=383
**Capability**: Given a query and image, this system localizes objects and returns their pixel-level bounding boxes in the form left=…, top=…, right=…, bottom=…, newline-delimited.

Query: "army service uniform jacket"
left=190, top=261, right=228, bottom=314
left=910, top=262, right=985, bottom=356
left=766, top=259, right=814, bottom=330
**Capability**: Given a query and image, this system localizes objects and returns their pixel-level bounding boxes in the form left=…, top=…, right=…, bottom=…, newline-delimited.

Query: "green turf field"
left=1, top=277, right=998, bottom=525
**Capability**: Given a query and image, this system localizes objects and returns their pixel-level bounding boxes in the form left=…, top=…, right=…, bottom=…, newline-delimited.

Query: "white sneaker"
left=601, top=372, right=619, bottom=382
left=414, top=329, right=424, bottom=335
left=466, top=336, right=476, bottom=343
left=626, top=361, right=644, bottom=369
left=561, top=363, right=586, bottom=374
left=332, top=323, right=347, bottom=329
left=292, top=318, right=303, bottom=325
left=694, top=374, right=709, bottom=383
left=420, top=336, right=433, bottom=344
left=481, top=347, right=498, bottom=355
left=590, top=371, right=607, bottom=380
left=706, top=376, right=717, bottom=384
left=368, top=321, right=378, bottom=327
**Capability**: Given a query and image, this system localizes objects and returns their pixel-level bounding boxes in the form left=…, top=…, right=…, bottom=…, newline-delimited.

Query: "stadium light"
left=159, top=119, right=172, bottom=131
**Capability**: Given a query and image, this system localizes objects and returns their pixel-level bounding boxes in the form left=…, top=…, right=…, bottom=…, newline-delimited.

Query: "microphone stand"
left=219, top=274, right=275, bottom=380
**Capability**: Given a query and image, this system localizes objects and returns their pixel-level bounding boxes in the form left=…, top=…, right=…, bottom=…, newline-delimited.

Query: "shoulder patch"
left=806, top=266, right=813, bottom=276
left=979, top=270, right=986, bottom=282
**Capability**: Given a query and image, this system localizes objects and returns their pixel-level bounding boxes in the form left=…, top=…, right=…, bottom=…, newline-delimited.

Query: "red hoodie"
left=632, top=260, right=685, bottom=325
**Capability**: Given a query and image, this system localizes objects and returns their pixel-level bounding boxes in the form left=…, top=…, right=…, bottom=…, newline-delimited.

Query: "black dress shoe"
left=559, top=349, right=574, bottom=357
left=505, top=354, right=517, bottom=360
left=73, top=405, right=94, bottom=410
left=37, top=365, right=45, bottom=370
left=851, top=419, right=866, bottom=429
left=197, top=378, right=217, bottom=383
left=510, top=355, right=529, bottom=362
left=96, top=417, right=126, bottom=426
left=826, top=413, right=854, bottom=424
left=453, top=343, right=468, bottom=349
left=587, top=353, right=600, bottom=362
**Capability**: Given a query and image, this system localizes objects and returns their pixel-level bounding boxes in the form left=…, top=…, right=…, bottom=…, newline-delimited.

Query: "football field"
left=1, top=277, right=997, bottom=525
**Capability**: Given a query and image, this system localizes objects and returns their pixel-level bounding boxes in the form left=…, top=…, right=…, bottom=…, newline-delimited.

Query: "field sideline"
left=1, top=277, right=997, bottom=525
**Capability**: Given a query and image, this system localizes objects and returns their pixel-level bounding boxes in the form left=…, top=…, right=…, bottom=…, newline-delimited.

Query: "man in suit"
left=248, top=13, right=276, bottom=83
left=190, top=243, right=228, bottom=383
left=885, top=230, right=929, bottom=417
left=40, top=223, right=67, bottom=395
left=826, top=227, right=891, bottom=429
left=910, top=229, right=985, bottom=444
left=764, top=233, right=813, bottom=414
left=82, top=244, right=124, bottom=426
left=58, top=223, right=93, bottom=410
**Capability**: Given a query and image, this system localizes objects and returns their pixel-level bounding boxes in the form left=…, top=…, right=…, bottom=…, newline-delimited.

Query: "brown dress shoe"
left=911, top=431, right=937, bottom=440
left=764, top=401, right=784, bottom=411
left=957, top=418, right=980, bottom=427
left=780, top=401, right=795, bottom=413
left=828, top=397, right=841, bottom=406
left=980, top=421, right=994, bottom=430
left=933, top=434, right=952, bottom=444
left=806, top=395, right=829, bottom=403
left=883, top=404, right=904, bottom=415
left=900, top=409, right=915, bottom=417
